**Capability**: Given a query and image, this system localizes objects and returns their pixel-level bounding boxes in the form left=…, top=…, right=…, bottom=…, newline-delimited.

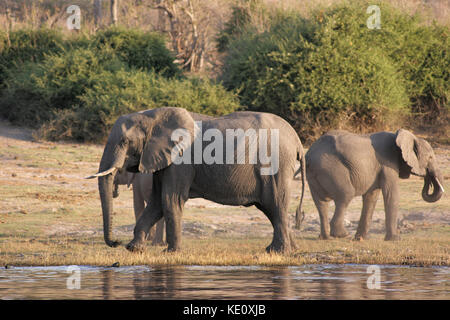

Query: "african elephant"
left=305, top=129, right=444, bottom=241
left=113, top=171, right=165, bottom=245
left=87, top=107, right=305, bottom=253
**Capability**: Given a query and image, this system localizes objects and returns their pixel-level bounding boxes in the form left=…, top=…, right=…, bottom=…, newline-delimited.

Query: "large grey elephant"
left=113, top=171, right=165, bottom=245
left=87, top=107, right=306, bottom=253
left=304, top=129, right=444, bottom=241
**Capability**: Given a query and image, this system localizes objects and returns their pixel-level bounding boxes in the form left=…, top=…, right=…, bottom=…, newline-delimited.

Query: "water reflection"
left=0, top=265, right=448, bottom=300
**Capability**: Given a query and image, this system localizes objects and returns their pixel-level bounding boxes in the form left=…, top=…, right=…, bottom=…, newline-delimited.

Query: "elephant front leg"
left=355, top=189, right=380, bottom=240
left=152, top=219, right=165, bottom=246
left=381, top=174, right=400, bottom=241
left=164, top=206, right=183, bottom=252
left=160, top=165, right=191, bottom=252
left=127, top=194, right=163, bottom=252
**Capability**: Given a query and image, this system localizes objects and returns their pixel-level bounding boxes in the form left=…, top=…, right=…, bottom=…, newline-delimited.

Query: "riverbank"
left=0, top=120, right=449, bottom=266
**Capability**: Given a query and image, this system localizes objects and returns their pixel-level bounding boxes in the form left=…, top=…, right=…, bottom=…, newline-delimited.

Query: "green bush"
left=92, top=27, right=180, bottom=78
left=311, top=2, right=449, bottom=123
left=0, top=27, right=180, bottom=87
left=221, top=1, right=449, bottom=140
left=216, top=0, right=255, bottom=52
left=0, top=28, right=65, bottom=85
left=0, top=27, right=238, bottom=142
left=0, top=44, right=239, bottom=142
left=38, top=72, right=240, bottom=142
left=0, top=47, right=126, bottom=125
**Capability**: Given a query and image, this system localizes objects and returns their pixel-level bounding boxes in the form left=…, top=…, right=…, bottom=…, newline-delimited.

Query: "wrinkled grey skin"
left=88, top=107, right=305, bottom=253
left=113, top=171, right=165, bottom=245
left=305, top=129, right=444, bottom=241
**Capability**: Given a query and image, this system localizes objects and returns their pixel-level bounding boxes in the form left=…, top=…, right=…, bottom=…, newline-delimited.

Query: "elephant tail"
left=294, top=151, right=306, bottom=230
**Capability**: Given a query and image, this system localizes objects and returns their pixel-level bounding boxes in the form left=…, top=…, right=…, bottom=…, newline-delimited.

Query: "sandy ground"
left=0, top=119, right=449, bottom=241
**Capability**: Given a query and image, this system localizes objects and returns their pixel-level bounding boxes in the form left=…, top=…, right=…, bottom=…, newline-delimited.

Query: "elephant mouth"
left=126, top=165, right=140, bottom=173
left=422, top=172, right=444, bottom=203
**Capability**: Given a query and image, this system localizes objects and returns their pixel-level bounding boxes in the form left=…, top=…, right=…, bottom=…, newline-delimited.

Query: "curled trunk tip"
left=422, top=174, right=444, bottom=203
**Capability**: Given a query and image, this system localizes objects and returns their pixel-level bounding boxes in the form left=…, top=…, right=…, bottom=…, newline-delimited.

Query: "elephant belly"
left=189, top=164, right=261, bottom=206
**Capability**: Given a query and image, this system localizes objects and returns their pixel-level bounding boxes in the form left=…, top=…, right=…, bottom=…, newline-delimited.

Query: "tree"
left=110, top=0, right=119, bottom=25
left=94, top=0, right=102, bottom=28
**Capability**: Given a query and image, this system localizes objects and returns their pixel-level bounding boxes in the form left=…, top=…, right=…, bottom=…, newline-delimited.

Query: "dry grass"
left=0, top=120, right=449, bottom=267
left=1, top=231, right=449, bottom=267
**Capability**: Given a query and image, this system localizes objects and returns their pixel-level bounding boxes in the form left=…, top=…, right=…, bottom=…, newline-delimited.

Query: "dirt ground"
left=0, top=119, right=448, bottom=244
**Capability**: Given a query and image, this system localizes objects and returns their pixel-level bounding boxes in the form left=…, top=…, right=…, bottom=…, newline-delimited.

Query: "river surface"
left=0, top=264, right=448, bottom=300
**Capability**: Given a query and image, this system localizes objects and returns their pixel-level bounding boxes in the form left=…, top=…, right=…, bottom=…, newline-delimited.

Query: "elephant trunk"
left=96, top=146, right=127, bottom=248
left=295, top=152, right=306, bottom=229
left=422, top=170, right=444, bottom=203
left=98, top=173, right=121, bottom=247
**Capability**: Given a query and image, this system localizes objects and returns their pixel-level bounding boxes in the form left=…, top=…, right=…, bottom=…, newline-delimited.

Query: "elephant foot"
left=106, top=240, right=122, bottom=248
left=319, top=233, right=332, bottom=240
left=384, top=234, right=400, bottom=241
left=289, top=235, right=298, bottom=251
left=152, top=240, right=166, bottom=246
left=266, top=241, right=290, bottom=253
left=353, top=233, right=369, bottom=241
left=163, top=246, right=180, bottom=253
left=126, top=239, right=146, bottom=253
left=330, top=228, right=349, bottom=238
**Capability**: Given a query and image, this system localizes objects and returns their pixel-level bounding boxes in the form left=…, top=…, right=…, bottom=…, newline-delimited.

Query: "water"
left=0, top=264, right=448, bottom=300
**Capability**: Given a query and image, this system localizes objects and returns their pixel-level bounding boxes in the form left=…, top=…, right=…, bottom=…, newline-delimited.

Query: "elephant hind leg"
left=309, top=183, right=331, bottom=240
left=256, top=201, right=293, bottom=253
left=330, top=198, right=351, bottom=238
left=355, top=189, right=380, bottom=240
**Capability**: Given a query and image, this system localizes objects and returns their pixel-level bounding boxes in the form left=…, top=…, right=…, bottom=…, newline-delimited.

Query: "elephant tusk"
left=84, top=167, right=117, bottom=179
left=436, top=178, right=445, bottom=193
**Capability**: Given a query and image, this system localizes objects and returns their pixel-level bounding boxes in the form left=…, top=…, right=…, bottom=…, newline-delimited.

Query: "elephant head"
left=395, top=129, right=444, bottom=203
left=86, top=107, right=195, bottom=247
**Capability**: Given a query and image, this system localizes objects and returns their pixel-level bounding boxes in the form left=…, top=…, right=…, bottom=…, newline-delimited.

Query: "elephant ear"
left=139, top=107, right=194, bottom=174
left=395, top=129, right=427, bottom=176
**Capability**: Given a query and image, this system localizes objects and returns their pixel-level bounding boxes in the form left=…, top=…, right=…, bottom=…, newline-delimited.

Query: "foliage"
left=92, top=27, right=180, bottom=78
left=0, top=27, right=239, bottom=142
left=0, top=47, right=125, bottom=125
left=221, top=1, right=449, bottom=141
left=0, top=42, right=239, bottom=142
left=38, top=72, right=240, bottom=142
left=0, top=28, right=65, bottom=86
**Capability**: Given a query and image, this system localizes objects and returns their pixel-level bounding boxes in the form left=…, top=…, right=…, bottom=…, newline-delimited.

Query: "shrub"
left=92, top=27, right=180, bottom=78
left=311, top=1, right=449, bottom=125
left=221, top=1, right=449, bottom=141
left=0, top=28, right=65, bottom=86
left=0, top=47, right=126, bottom=125
left=38, top=72, right=240, bottom=142
left=216, top=1, right=254, bottom=52
left=0, top=26, right=239, bottom=142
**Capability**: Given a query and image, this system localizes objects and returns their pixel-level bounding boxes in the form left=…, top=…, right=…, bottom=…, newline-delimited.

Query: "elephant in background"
left=113, top=171, right=165, bottom=245
left=305, top=129, right=444, bottom=241
left=87, top=107, right=306, bottom=253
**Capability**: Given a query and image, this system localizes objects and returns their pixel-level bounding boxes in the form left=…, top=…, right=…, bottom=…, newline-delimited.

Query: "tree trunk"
left=94, top=0, right=102, bottom=28
left=5, top=7, right=12, bottom=47
left=110, top=0, right=119, bottom=26
left=155, top=0, right=166, bottom=32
